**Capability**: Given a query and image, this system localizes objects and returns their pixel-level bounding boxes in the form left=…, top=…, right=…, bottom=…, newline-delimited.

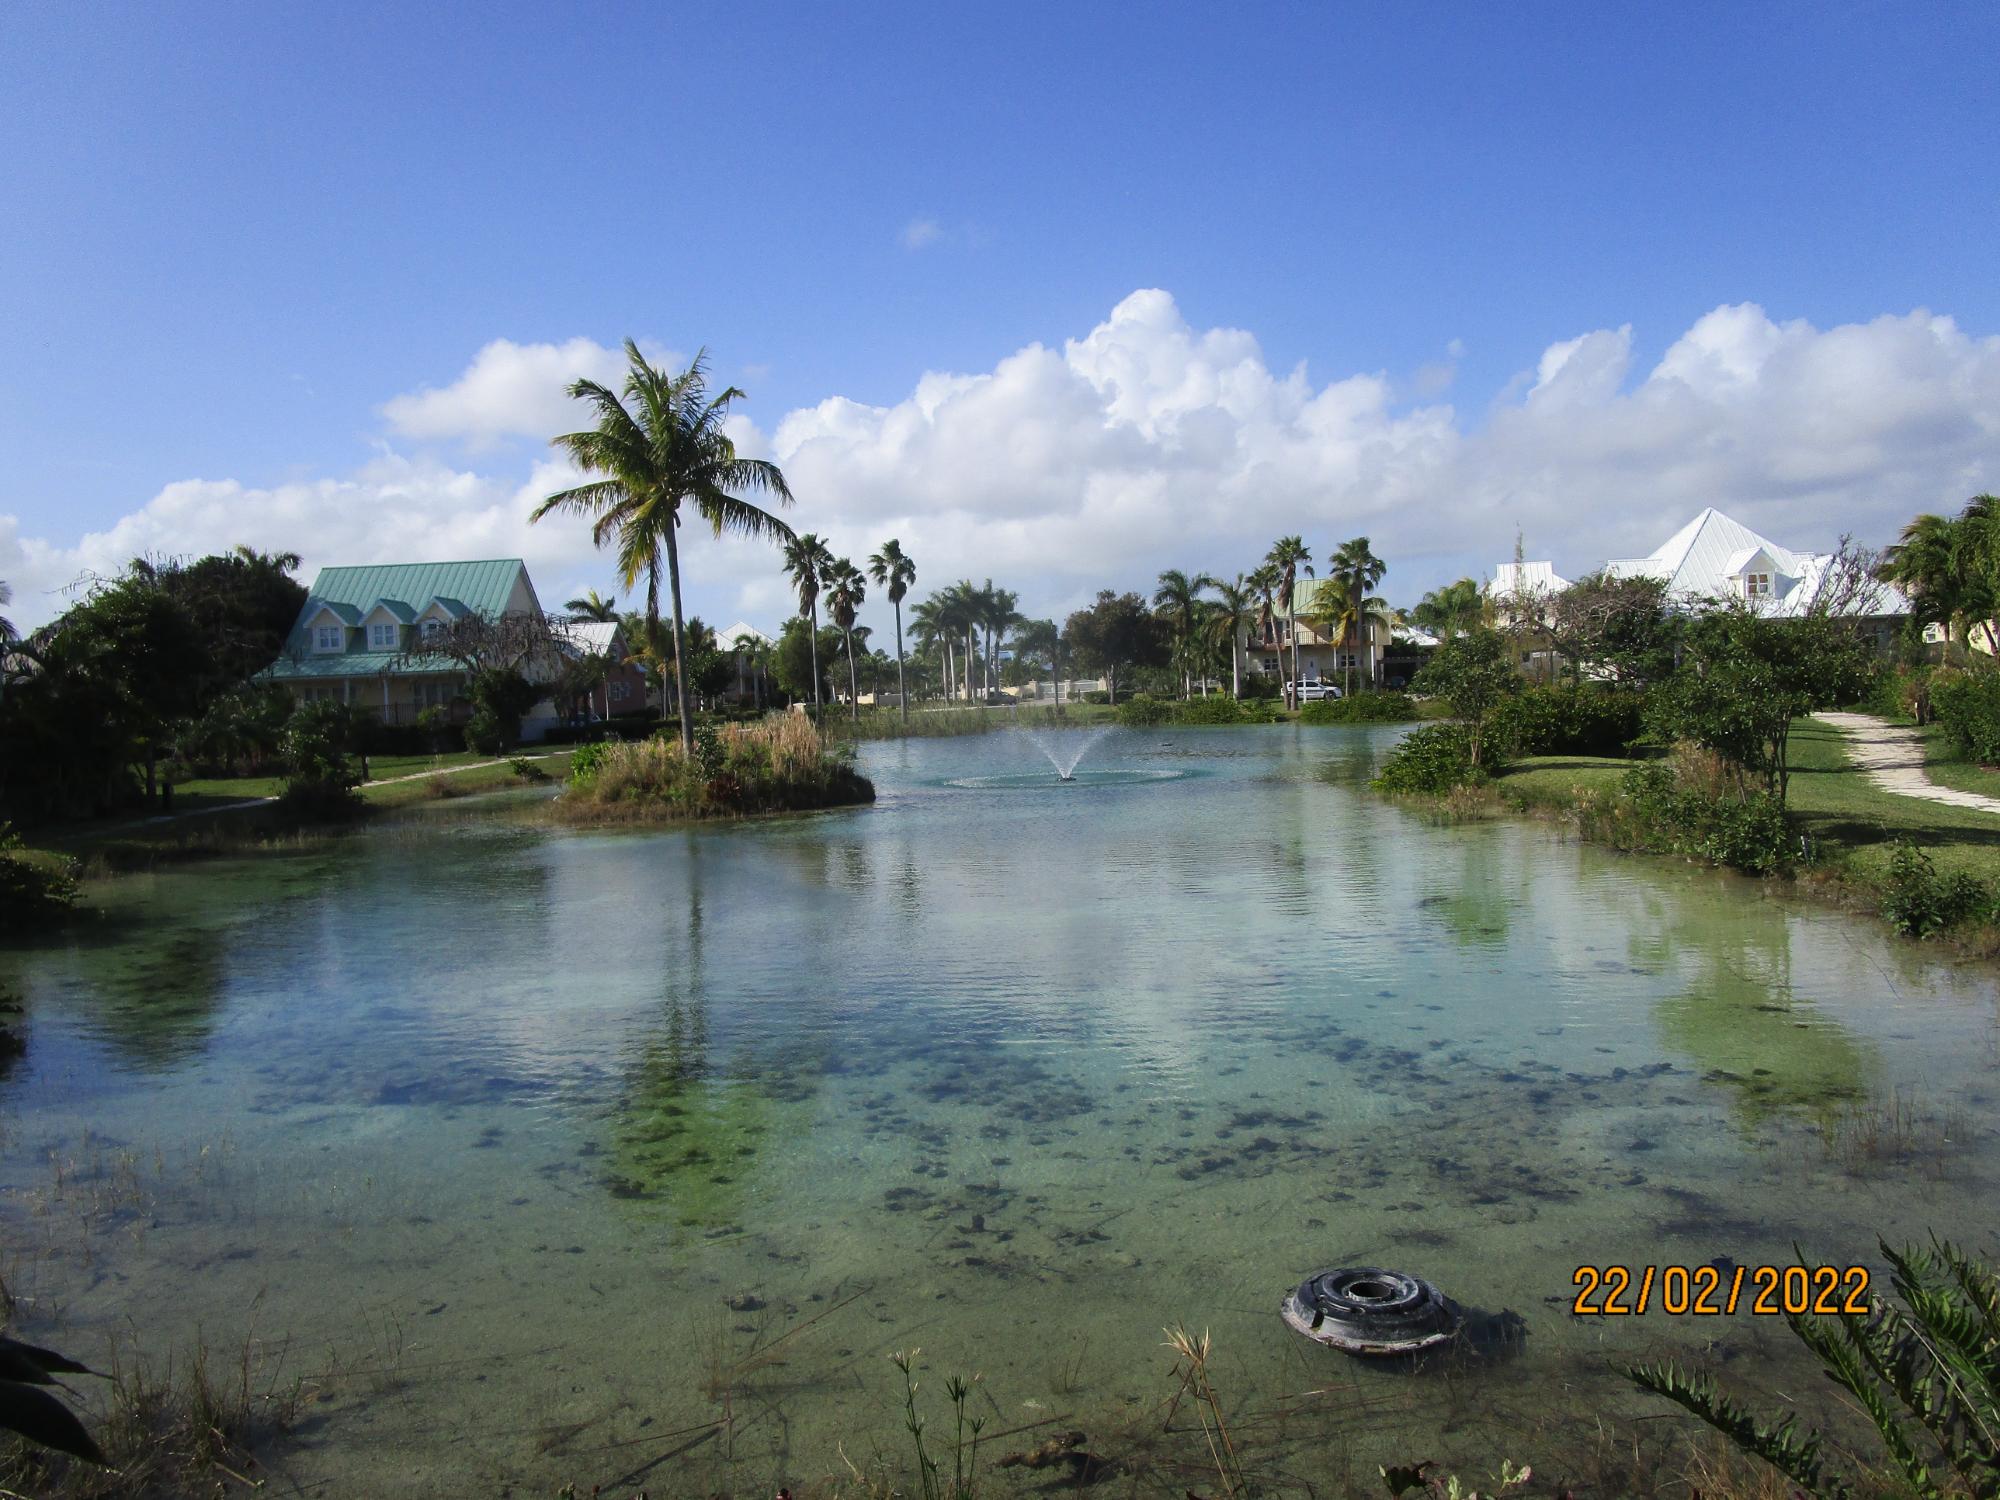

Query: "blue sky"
left=5, top=2, right=1999, bottom=634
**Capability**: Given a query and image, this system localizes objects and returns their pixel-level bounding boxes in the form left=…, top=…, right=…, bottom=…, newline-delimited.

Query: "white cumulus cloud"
left=7, top=294, right=2000, bottom=640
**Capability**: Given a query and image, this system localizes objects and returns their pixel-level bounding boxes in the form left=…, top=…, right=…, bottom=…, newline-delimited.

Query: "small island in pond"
left=555, top=715, right=874, bottom=822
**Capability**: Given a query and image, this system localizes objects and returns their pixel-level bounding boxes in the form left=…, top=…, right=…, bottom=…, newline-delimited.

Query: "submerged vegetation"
left=560, top=715, right=873, bottom=819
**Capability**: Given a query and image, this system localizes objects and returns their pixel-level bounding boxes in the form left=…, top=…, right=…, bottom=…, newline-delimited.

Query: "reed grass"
left=557, top=717, right=873, bottom=821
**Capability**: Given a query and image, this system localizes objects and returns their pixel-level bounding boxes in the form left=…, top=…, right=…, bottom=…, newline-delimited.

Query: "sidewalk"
left=1812, top=711, right=2000, bottom=816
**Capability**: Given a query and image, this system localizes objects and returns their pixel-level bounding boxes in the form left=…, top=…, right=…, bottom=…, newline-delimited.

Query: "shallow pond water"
left=2, top=724, right=1996, bottom=1496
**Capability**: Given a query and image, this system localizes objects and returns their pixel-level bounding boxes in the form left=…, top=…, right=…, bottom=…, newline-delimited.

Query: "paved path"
left=1813, top=711, right=2000, bottom=816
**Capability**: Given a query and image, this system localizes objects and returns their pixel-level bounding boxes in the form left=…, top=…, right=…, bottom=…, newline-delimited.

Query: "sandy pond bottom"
left=2, top=724, right=1996, bottom=1496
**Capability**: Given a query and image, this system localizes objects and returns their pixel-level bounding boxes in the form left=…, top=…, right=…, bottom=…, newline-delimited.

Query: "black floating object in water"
left=1280, top=1267, right=1462, bottom=1356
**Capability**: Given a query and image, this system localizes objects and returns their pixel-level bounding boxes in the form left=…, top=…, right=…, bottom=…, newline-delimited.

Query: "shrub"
left=1115, top=694, right=1173, bottom=726
left=557, top=715, right=873, bottom=819
left=1927, top=667, right=2000, bottom=762
left=0, top=824, right=81, bottom=935
left=1239, top=673, right=1280, bottom=701
left=414, top=705, right=460, bottom=753
left=1082, top=691, right=1111, bottom=705
left=463, top=709, right=504, bottom=756
left=278, top=701, right=361, bottom=818
left=1299, top=693, right=1419, bottom=725
left=1491, top=684, right=1645, bottom=757
left=1175, top=696, right=1245, bottom=725
left=1374, top=723, right=1482, bottom=794
left=1860, top=663, right=1932, bottom=724
left=1620, top=762, right=1794, bottom=876
left=1880, top=840, right=1991, bottom=937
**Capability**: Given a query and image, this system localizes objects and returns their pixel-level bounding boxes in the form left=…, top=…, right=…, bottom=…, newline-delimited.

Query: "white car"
left=1293, top=680, right=1343, bottom=702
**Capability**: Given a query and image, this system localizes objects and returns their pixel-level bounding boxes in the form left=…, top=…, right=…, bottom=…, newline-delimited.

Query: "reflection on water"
left=0, top=722, right=1995, bottom=1496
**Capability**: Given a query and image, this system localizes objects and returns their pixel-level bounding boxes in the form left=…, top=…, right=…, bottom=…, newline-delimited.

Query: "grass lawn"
left=1786, top=718, right=2000, bottom=882
left=171, top=749, right=502, bottom=800
left=1915, top=722, right=2000, bottom=802
left=1496, top=722, right=2000, bottom=886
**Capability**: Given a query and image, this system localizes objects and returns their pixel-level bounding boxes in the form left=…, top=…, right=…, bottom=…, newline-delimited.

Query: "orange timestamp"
left=1571, top=1263, right=1872, bottom=1316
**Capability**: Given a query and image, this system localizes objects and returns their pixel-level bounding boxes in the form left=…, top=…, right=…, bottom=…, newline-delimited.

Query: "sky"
left=4, top=2, right=1999, bottom=641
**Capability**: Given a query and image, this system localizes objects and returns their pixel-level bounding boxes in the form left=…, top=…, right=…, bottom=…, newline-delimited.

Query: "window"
left=421, top=618, right=444, bottom=642
left=314, top=624, right=344, bottom=652
left=610, top=680, right=630, bottom=702
left=1746, top=572, right=1771, bottom=598
left=368, top=622, right=398, bottom=648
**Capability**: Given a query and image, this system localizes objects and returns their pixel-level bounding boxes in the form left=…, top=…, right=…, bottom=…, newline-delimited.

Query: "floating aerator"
left=1280, top=1266, right=1462, bottom=1356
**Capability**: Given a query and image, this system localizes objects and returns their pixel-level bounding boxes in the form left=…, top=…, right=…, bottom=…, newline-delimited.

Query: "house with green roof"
left=263, top=558, right=551, bottom=725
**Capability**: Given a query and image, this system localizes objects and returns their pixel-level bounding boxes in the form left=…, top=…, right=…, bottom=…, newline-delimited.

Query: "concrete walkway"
left=1813, top=711, right=2000, bottom=816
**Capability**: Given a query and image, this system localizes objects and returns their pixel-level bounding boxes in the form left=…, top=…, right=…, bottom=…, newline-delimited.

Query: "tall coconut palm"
left=535, top=343, right=794, bottom=754
left=782, top=532, right=835, bottom=714
left=1205, top=575, right=1255, bottom=698
left=909, top=593, right=950, bottom=704
left=1153, top=568, right=1219, bottom=698
left=1265, top=538, right=1313, bottom=709
left=1327, top=537, right=1389, bottom=695
left=564, top=589, right=620, bottom=622
left=938, top=581, right=981, bottom=703
left=824, top=559, right=867, bottom=720
left=1318, top=576, right=1393, bottom=694
left=867, top=539, right=917, bottom=723
left=980, top=583, right=1021, bottom=699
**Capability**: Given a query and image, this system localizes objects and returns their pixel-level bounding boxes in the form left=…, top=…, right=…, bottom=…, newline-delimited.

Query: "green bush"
left=1082, top=691, right=1111, bottom=705
left=1491, top=684, right=1646, bottom=756
left=1880, top=840, right=1991, bottom=937
left=1860, top=663, right=1931, bottom=724
left=1621, top=763, right=1794, bottom=876
left=1240, top=674, right=1280, bottom=701
left=0, top=824, right=80, bottom=935
left=1299, top=693, right=1419, bottom=725
left=1176, top=696, right=1245, bottom=725
left=1373, top=723, right=1483, bottom=794
left=558, top=716, right=872, bottom=819
left=1927, top=668, right=2000, bottom=761
left=568, top=740, right=612, bottom=786
left=278, top=701, right=361, bottom=817
left=463, top=709, right=504, bottom=756
left=1115, top=694, right=1173, bottom=726
left=414, top=705, right=460, bottom=753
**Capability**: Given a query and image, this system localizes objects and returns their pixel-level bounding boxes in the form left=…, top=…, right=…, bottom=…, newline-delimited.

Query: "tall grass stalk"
left=1162, top=1324, right=1243, bottom=1499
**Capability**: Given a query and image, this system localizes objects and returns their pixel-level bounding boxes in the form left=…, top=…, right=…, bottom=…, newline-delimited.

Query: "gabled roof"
left=717, top=620, right=776, bottom=647
left=560, top=620, right=624, bottom=658
left=363, top=598, right=417, bottom=623
left=1485, top=560, right=1571, bottom=598
left=268, top=559, right=533, bottom=679
left=1604, top=507, right=1807, bottom=593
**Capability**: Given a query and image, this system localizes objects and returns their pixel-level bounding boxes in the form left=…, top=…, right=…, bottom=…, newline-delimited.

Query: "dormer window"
left=420, top=618, right=444, bottom=643
left=1746, top=572, right=1771, bottom=598
left=368, top=622, right=398, bottom=649
left=314, top=624, right=344, bottom=652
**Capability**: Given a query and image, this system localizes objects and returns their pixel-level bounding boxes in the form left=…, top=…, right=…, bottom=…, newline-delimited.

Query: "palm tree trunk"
left=1231, top=630, right=1241, bottom=698
left=845, top=628, right=859, bottom=721
left=808, top=603, right=823, bottom=715
left=1288, top=624, right=1300, bottom=711
left=964, top=629, right=975, bottom=703
left=892, top=602, right=907, bottom=724
left=660, top=530, right=692, bottom=755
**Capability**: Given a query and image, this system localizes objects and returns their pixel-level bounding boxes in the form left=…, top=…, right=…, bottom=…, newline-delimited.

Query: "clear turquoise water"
left=2, top=725, right=1995, bottom=1495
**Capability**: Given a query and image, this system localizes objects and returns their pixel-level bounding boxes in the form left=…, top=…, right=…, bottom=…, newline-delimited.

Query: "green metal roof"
left=266, top=559, right=530, bottom=681
left=365, top=597, right=417, bottom=623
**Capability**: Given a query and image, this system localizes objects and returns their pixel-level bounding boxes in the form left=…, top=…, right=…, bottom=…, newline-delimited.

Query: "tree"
left=1153, top=568, right=1218, bottom=698
left=1203, top=575, right=1255, bottom=699
left=1010, top=618, right=1061, bottom=703
left=1410, top=578, right=1486, bottom=641
left=0, top=579, right=12, bottom=645
left=1548, top=571, right=1678, bottom=686
left=733, top=632, right=772, bottom=709
left=534, top=343, right=795, bottom=754
left=564, top=589, right=620, bottom=622
left=1649, top=610, right=1874, bottom=805
left=1412, top=629, right=1522, bottom=769
left=1315, top=575, right=1392, bottom=696
left=824, top=559, right=867, bottom=720
left=1877, top=495, right=2000, bottom=652
left=978, top=581, right=1021, bottom=700
left=868, top=539, right=917, bottom=723
left=782, top=533, right=834, bottom=716
left=909, top=594, right=951, bottom=704
left=774, top=618, right=841, bottom=705
left=1265, top=537, right=1313, bottom=709
left=1247, top=564, right=1280, bottom=694
left=1063, top=591, right=1167, bottom=705
left=1325, top=538, right=1388, bottom=696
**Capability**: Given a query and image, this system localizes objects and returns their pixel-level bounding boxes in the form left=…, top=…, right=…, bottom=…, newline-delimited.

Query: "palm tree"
left=909, top=594, right=950, bottom=704
left=824, top=559, right=867, bottom=720
left=980, top=583, right=1021, bottom=700
left=0, top=579, right=13, bottom=646
left=1318, top=576, right=1393, bottom=694
left=867, top=539, right=917, bottom=724
left=732, top=632, right=771, bottom=709
left=1153, top=568, right=1218, bottom=698
left=938, top=581, right=981, bottom=703
left=534, top=343, right=794, bottom=754
left=782, top=532, right=835, bottom=715
left=1327, top=537, right=1389, bottom=695
left=1205, top=575, right=1255, bottom=698
left=1265, top=537, right=1313, bottom=709
left=1411, top=578, right=1485, bottom=641
left=564, top=589, right=620, bottom=622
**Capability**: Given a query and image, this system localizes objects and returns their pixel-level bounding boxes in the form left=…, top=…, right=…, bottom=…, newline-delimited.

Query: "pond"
left=2, top=724, right=1995, bottom=1495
